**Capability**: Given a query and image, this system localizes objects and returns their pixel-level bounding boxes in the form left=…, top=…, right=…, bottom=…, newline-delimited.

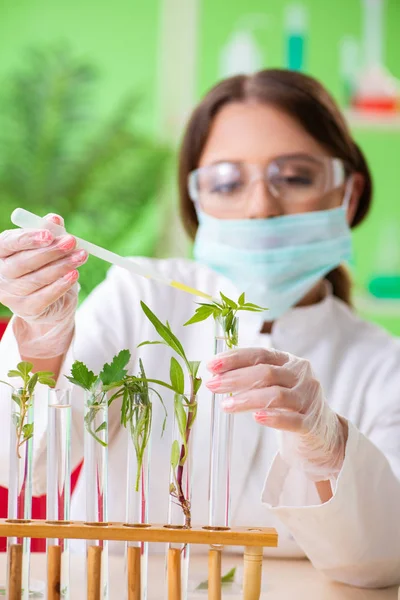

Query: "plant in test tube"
left=107, top=359, right=167, bottom=491
left=1, top=362, right=56, bottom=456
left=67, top=352, right=166, bottom=489
left=184, top=292, right=266, bottom=344
left=138, top=301, right=202, bottom=529
left=66, top=350, right=131, bottom=445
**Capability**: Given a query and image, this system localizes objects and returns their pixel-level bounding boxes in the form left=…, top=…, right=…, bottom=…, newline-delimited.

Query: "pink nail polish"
left=35, top=230, right=53, bottom=243
left=70, top=250, right=87, bottom=264
left=208, top=359, right=224, bottom=373
left=254, top=413, right=268, bottom=424
left=63, top=270, right=79, bottom=283
left=206, top=376, right=221, bottom=390
left=58, top=236, right=75, bottom=251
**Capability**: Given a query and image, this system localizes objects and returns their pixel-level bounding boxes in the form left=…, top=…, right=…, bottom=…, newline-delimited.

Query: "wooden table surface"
left=1, top=552, right=398, bottom=599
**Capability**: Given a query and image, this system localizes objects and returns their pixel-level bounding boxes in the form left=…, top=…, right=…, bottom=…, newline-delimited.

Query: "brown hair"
left=178, top=69, right=373, bottom=306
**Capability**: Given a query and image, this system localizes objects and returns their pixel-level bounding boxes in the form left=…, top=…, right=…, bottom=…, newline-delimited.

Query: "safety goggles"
left=188, top=154, right=348, bottom=215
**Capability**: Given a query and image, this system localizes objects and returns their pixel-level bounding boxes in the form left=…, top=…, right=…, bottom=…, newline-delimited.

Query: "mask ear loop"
left=342, top=175, right=354, bottom=211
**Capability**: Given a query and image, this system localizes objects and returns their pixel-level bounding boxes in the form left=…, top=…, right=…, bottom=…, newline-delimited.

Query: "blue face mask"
left=193, top=196, right=353, bottom=320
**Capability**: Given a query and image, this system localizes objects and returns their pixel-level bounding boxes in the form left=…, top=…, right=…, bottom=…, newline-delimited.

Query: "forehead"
left=199, top=101, right=330, bottom=167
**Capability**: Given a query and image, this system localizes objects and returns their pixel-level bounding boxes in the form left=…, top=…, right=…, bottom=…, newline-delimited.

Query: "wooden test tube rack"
left=0, top=519, right=278, bottom=600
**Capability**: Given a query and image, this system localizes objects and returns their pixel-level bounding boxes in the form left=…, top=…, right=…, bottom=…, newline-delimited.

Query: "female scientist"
left=0, top=69, right=399, bottom=588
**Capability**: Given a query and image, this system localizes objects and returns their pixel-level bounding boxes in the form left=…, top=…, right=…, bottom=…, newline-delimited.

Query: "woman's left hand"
left=206, top=347, right=347, bottom=482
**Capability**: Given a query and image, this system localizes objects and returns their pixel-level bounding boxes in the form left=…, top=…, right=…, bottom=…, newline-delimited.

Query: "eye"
left=210, top=180, right=244, bottom=195
left=278, top=174, right=314, bottom=187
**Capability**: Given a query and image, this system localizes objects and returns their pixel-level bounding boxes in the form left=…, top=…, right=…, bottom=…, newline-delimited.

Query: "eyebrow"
left=204, top=153, right=327, bottom=168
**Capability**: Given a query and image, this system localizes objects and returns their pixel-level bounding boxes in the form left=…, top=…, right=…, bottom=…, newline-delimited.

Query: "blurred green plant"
left=0, top=45, right=171, bottom=317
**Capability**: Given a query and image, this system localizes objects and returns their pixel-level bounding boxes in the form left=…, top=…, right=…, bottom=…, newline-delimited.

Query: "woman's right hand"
left=0, top=214, right=88, bottom=359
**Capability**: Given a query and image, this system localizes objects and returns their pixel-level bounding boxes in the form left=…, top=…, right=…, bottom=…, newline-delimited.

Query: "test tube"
left=166, top=394, right=196, bottom=600
left=208, top=315, right=238, bottom=530
left=47, top=388, right=72, bottom=599
left=125, top=392, right=152, bottom=600
left=84, top=388, right=109, bottom=599
left=5, top=383, right=34, bottom=600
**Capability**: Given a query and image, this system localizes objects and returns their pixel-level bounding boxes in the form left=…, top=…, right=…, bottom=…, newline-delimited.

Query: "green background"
left=1, top=0, right=400, bottom=332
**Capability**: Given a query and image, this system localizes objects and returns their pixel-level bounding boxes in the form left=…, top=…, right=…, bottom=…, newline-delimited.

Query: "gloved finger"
left=0, top=235, right=77, bottom=279
left=207, top=347, right=290, bottom=375
left=253, top=408, right=305, bottom=433
left=12, top=270, right=79, bottom=320
left=206, top=363, right=296, bottom=394
left=44, top=213, right=65, bottom=227
left=0, top=249, right=88, bottom=298
left=0, top=228, right=55, bottom=259
left=220, top=386, right=302, bottom=414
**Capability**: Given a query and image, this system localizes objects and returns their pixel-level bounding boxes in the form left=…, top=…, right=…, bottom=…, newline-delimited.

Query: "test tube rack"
left=0, top=519, right=278, bottom=600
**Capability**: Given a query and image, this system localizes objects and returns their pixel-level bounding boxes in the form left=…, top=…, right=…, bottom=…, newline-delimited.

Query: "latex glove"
left=0, top=214, right=88, bottom=359
left=206, top=347, right=346, bottom=482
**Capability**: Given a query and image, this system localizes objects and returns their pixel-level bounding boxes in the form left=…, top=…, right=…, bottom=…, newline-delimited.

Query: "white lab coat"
left=1, top=257, right=400, bottom=589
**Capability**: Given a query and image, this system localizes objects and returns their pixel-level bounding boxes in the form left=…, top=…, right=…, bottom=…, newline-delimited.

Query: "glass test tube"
left=208, top=315, right=238, bottom=530
left=166, top=394, right=196, bottom=600
left=125, top=392, right=152, bottom=600
left=84, top=388, right=109, bottom=599
left=47, top=388, right=72, bottom=599
left=5, top=383, right=34, bottom=600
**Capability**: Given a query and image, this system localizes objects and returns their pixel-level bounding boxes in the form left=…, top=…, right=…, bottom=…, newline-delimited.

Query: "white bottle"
left=219, top=30, right=263, bottom=78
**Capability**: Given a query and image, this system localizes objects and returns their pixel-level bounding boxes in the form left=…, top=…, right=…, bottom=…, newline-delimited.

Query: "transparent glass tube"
left=47, top=388, right=72, bottom=600
left=125, top=392, right=152, bottom=600
left=5, top=384, right=34, bottom=600
left=84, top=388, right=109, bottom=600
left=208, top=315, right=238, bottom=529
left=166, top=394, right=196, bottom=600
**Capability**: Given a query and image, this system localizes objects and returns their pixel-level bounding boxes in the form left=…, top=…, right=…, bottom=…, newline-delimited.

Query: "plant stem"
left=174, top=375, right=196, bottom=529
left=16, top=388, right=30, bottom=459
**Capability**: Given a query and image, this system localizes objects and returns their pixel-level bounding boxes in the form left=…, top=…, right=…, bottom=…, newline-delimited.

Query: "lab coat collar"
left=238, top=281, right=334, bottom=347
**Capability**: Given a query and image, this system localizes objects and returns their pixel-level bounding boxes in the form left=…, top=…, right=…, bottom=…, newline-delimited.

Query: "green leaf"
left=67, top=361, right=97, bottom=391
left=17, top=362, right=33, bottom=382
left=224, top=311, right=234, bottom=334
left=221, top=567, right=236, bottom=583
left=37, top=376, right=56, bottom=388
left=35, top=371, right=56, bottom=378
left=174, top=394, right=187, bottom=462
left=170, top=440, right=180, bottom=469
left=7, top=370, right=23, bottom=379
left=170, top=357, right=185, bottom=395
left=219, top=292, right=237, bottom=309
left=238, top=292, right=245, bottom=306
left=243, top=302, right=267, bottom=310
left=140, top=301, right=186, bottom=362
left=196, top=567, right=237, bottom=590
left=99, top=349, right=131, bottom=386
left=188, top=361, right=201, bottom=379
left=193, top=377, right=202, bottom=396
left=95, top=422, right=107, bottom=433
left=22, top=423, right=34, bottom=440
left=184, top=305, right=215, bottom=326
left=27, top=373, right=39, bottom=395
left=137, top=340, right=164, bottom=348
left=11, top=392, right=21, bottom=407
